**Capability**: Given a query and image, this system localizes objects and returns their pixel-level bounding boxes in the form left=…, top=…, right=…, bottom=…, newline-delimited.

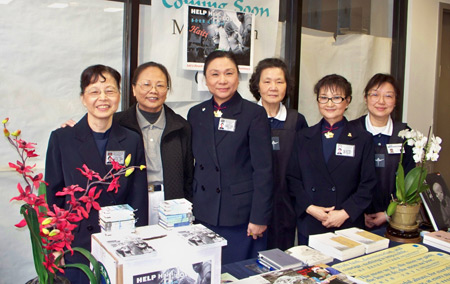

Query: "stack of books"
left=308, top=232, right=366, bottom=261
left=335, top=227, right=389, bottom=254
left=99, top=204, right=136, bottom=236
left=423, top=230, right=450, bottom=252
left=158, top=198, right=194, bottom=229
left=285, top=245, right=334, bottom=266
left=257, top=248, right=306, bottom=271
left=175, top=223, right=227, bottom=247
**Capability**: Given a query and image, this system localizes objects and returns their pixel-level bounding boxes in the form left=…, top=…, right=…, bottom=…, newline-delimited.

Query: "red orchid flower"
left=9, top=161, right=35, bottom=175
left=79, top=187, right=102, bottom=213
left=10, top=183, right=35, bottom=204
left=77, top=164, right=102, bottom=181
left=27, top=173, right=48, bottom=189
left=110, top=159, right=124, bottom=171
left=55, top=184, right=84, bottom=197
left=16, top=139, right=36, bottom=149
left=107, top=176, right=120, bottom=193
left=25, top=149, right=39, bottom=158
left=43, top=253, right=64, bottom=274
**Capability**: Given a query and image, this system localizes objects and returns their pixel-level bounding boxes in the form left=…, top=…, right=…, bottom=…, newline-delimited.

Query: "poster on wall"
left=183, top=5, right=254, bottom=73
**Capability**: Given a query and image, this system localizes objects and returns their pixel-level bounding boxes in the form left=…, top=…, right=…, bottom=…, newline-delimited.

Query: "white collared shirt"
left=365, top=114, right=393, bottom=136
left=257, top=101, right=287, bottom=121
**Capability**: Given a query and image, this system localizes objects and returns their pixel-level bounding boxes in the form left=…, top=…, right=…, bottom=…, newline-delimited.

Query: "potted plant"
left=386, top=127, right=442, bottom=241
left=3, top=118, right=144, bottom=283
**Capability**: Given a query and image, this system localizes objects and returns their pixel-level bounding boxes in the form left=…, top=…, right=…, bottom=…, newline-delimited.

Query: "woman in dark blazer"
left=249, top=58, right=308, bottom=251
left=351, top=74, right=415, bottom=229
left=287, top=74, right=376, bottom=245
left=188, top=51, right=273, bottom=264
left=45, top=65, right=148, bottom=284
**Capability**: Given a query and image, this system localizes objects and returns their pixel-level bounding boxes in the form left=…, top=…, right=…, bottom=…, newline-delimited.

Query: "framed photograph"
left=183, top=5, right=254, bottom=73
left=420, top=172, right=450, bottom=231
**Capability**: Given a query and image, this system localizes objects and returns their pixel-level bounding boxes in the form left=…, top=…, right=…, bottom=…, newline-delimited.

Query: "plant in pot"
left=386, top=127, right=442, bottom=242
left=3, top=118, right=144, bottom=283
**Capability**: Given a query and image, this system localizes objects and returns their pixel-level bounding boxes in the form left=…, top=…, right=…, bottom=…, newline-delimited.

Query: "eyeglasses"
left=367, top=93, right=395, bottom=101
left=317, top=96, right=346, bottom=104
left=85, top=87, right=119, bottom=97
left=137, top=81, right=168, bottom=92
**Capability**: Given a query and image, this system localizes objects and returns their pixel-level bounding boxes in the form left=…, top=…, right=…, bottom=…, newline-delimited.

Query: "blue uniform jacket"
left=45, top=114, right=148, bottom=264
left=187, top=93, right=273, bottom=227
left=287, top=118, right=376, bottom=237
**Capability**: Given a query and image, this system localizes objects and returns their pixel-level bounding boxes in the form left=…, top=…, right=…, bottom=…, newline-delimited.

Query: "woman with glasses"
left=63, top=62, right=193, bottom=225
left=114, top=62, right=194, bottom=225
left=249, top=58, right=307, bottom=251
left=352, top=73, right=415, bottom=230
left=287, top=74, right=376, bottom=244
left=46, top=65, right=148, bottom=283
left=188, top=51, right=273, bottom=264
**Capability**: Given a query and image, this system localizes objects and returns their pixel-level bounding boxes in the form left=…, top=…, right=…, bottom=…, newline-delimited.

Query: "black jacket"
left=114, top=104, right=193, bottom=201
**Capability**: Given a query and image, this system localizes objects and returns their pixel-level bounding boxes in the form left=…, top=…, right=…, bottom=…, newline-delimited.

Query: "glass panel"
left=299, top=0, right=394, bottom=124
left=0, top=2, right=123, bottom=282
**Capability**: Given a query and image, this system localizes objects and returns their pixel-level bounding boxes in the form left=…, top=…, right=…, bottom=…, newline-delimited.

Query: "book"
left=334, top=227, right=389, bottom=254
left=258, top=248, right=306, bottom=270
left=421, top=172, right=450, bottom=231
left=308, top=232, right=365, bottom=261
left=285, top=245, right=334, bottom=266
left=423, top=230, right=450, bottom=253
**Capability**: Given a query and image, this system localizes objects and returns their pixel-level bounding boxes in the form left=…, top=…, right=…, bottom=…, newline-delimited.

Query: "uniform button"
left=311, top=187, right=316, bottom=192
left=200, top=164, right=204, bottom=170
left=378, top=143, right=382, bottom=146
left=215, top=166, right=219, bottom=172
left=331, top=186, right=336, bottom=192
left=87, top=225, right=94, bottom=231
left=216, top=188, right=220, bottom=193
left=201, top=185, right=205, bottom=191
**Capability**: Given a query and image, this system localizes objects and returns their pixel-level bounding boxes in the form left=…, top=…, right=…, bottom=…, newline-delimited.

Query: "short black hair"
left=80, top=65, right=121, bottom=95
left=314, top=74, right=352, bottom=99
left=203, top=50, right=239, bottom=76
left=363, top=73, right=400, bottom=98
left=132, top=61, right=172, bottom=90
left=249, top=58, right=293, bottom=104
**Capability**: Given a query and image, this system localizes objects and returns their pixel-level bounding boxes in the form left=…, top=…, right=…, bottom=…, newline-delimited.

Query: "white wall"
left=403, top=0, right=450, bottom=133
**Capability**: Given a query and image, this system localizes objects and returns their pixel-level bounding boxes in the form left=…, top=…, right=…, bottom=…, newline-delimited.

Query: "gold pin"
left=324, top=131, right=334, bottom=139
left=348, top=132, right=352, bottom=137
left=214, top=110, right=223, bottom=117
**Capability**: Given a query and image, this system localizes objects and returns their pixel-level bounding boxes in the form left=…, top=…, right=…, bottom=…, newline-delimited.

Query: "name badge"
left=272, top=136, right=280, bottom=151
left=386, top=143, right=403, bottom=154
left=336, top=143, right=355, bottom=157
left=106, top=150, right=126, bottom=165
left=218, top=118, right=236, bottom=132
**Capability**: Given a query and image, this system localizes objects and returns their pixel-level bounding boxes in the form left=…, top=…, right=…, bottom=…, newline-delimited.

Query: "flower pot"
left=26, top=276, right=70, bottom=284
left=389, top=203, right=421, bottom=231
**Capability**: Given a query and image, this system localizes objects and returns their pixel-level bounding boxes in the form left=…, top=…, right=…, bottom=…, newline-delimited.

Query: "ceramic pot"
left=26, top=275, right=70, bottom=284
left=389, top=203, right=421, bottom=232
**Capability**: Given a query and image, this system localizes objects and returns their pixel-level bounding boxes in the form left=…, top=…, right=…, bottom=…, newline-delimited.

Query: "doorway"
left=434, top=4, right=450, bottom=183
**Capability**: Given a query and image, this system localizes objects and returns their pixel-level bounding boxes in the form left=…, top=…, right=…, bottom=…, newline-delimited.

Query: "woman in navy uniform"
left=249, top=58, right=308, bottom=250
left=45, top=65, right=148, bottom=283
left=287, top=74, right=376, bottom=244
left=188, top=51, right=273, bottom=264
left=352, top=74, right=414, bottom=229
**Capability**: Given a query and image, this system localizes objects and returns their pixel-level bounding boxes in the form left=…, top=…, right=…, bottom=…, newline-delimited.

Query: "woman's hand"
left=306, top=205, right=335, bottom=222
left=365, top=212, right=387, bottom=228
left=322, top=209, right=349, bottom=228
left=247, top=223, right=267, bottom=240
left=61, top=119, right=76, bottom=128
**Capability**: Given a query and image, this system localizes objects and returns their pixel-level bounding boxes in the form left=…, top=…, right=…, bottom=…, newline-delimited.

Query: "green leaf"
left=396, top=164, right=405, bottom=201
left=387, top=201, right=398, bottom=216
left=21, top=204, right=49, bottom=283
left=61, top=247, right=101, bottom=284
left=404, top=167, right=427, bottom=204
left=38, top=183, right=48, bottom=214
left=63, top=263, right=99, bottom=284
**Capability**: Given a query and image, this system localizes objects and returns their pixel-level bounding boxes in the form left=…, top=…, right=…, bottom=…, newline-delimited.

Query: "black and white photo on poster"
left=176, top=224, right=226, bottom=246
left=421, top=172, right=450, bottom=231
left=132, top=260, right=212, bottom=284
left=183, top=5, right=254, bottom=73
left=106, top=237, right=157, bottom=258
